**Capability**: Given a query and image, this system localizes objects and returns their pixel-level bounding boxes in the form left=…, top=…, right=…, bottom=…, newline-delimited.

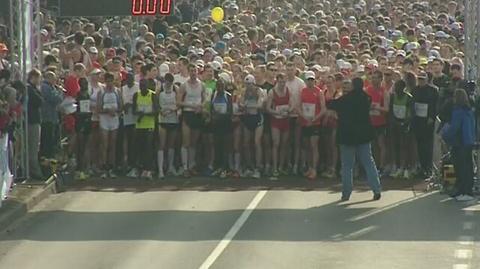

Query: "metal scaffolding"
left=464, top=0, right=480, bottom=84
left=8, top=0, right=43, bottom=180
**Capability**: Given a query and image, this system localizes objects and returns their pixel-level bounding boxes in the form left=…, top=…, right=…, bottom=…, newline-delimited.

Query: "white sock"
left=168, top=149, right=175, bottom=170
left=189, top=148, right=196, bottom=169
left=157, top=150, right=164, bottom=175
left=235, top=152, right=241, bottom=171
left=181, top=147, right=188, bottom=170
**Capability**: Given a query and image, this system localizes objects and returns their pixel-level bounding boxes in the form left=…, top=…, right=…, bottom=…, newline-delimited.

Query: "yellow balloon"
left=211, top=7, right=224, bottom=23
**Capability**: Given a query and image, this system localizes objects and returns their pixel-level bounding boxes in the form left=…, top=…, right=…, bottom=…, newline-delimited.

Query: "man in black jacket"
left=412, top=71, right=439, bottom=178
left=327, top=78, right=382, bottom=201
left=27, top=69, right=44, bottom=180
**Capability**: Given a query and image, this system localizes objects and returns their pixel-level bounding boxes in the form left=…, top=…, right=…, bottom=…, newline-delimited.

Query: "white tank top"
left=89, top=83, right=104, bottom=121
left=183, top=80, right=203, bottom=112
left=159, top=90, right=178, bottom=123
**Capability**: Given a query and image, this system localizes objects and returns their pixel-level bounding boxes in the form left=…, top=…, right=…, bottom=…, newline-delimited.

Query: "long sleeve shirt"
left=41, top=81, right=63, bottom=124
left=27, top=83, right=44, bottom=125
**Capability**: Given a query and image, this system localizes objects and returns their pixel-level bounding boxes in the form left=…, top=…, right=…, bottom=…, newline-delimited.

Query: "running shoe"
left=252, top=169, right=261, bottom=179
left=270, top=170, right=280, bottom=181
left=292, top=165, right=298, bottom=176
left=231, top=170, right=240, bottom=179
left=203, top=167, right=214, bottom=177
left=108, top=170, right=117, bottom=179
left=167, top=167, right=177, bottom=176
left=455, top=195, right=476, bottom=202
left=219, top=170, right=228, bottom=179
left=391, top=168, right=403, bottom=179
left=242, top=169, right=253, bottom=178
left=127, top=168, right=139, bottom=178
left=100, top=171, right=108, bottom=179
left=321, top=169, right=335, bottom=179
left=373, top=193, right=382, bottom=201
left=144, top=171, right=153, bottom=181
left=307, top=170, right=317, bottom=181
left=212, top=169, right=222, bottom=177
left=158, top=170, right=165, bottom=180
left=403, top=169, right=411, bottom=180
left=189, top=168, right=199, bottom=177
left=78, top=171, right=88, bottom=181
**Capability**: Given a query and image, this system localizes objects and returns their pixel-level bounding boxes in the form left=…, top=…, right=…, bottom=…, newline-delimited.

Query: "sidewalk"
left=0, top=177, right=57, bottom=232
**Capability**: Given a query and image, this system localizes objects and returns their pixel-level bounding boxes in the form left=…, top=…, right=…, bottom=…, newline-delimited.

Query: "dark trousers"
left=136, top=129, right=153, bottom=170
left=452, top=146, right=474, bottom=195
left=213, top=120, right=230, bottom=170
left=40, top=122, right=59, bottom=159
left=415, top=124, right=434, bottom=174
left=124, top=125, right=136, bottom=167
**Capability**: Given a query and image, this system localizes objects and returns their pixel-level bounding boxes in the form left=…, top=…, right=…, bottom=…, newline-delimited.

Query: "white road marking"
left=463, top=222, right=474, bottom=230
left=342, top=226, right=378, bottom=240
left=455, top=249, right=473, bottom=259
left=348, top=191, right=435, bottom=221
left=198, top=190, right=268, bottom=269
left=458, top=236, right=474, bottom=246
left=453, top=264, right=469, bottom=269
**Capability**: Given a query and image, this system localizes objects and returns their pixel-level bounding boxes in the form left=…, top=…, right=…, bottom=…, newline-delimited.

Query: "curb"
left=0, top=175, right=58, bottom=232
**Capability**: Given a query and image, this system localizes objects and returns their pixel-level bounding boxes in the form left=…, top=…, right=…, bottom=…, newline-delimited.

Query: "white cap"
left=357, top=65, right=365, bottom=73
left=244, top=74, right=256, bottom=84
left=88, top=47, right=99, bottom=54
left=218, top=72, right=232, bottom=84
left=396, top=50, right=407, bottom=57
left=159, top=63, right=170, bottom=77
left=210, top=61, right=222, bottom=72
left=435, top=31, right=449, bottom=39
left=405, top=42, right=419, bottom=52
left=213, top=56, right=224, bottom=65
left=196, top=59, right=205, bottom=68
left=90, top=68, right=102, bottom=75
left=304, top=71, right=315, bottom=80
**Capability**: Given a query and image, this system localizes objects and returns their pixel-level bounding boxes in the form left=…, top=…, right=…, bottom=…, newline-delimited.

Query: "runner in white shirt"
left=177, top=63, right=206, bottom=177
left=87, top=68, right=104, bottom=174
left=285, top=62, right=306, bottom=175
left=122, top=73, right=139, bottom=177
left=157, top=73, right=180, bottom=178
left=97, top=73, right=123, bottom=179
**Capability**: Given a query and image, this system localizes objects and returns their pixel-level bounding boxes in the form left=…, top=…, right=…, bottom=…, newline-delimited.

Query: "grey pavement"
left=0, top=184, right=478, bottom=269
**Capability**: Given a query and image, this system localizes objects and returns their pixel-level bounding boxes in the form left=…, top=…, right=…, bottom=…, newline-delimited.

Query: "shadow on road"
left=0, top=191, right=477, bottom=243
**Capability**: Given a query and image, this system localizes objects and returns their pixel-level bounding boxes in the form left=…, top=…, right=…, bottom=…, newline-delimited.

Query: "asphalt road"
left=0, top=178, right=478, bottom=269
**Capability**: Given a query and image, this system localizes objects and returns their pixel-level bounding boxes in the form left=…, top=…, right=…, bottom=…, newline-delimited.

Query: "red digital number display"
left=132, top=0, right=172, bottom=16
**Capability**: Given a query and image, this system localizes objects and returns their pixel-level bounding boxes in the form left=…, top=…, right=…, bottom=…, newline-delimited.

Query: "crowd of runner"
left=0, top=0, right=473, bottom=182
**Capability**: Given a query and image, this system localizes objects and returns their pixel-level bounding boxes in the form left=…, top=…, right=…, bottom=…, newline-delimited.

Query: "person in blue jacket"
left=441, top=88, right=477, bottom=202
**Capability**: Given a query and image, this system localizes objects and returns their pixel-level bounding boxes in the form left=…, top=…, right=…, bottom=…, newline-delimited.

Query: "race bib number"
left=214, top=103, right=227, bottom=114
left=185, top=95, right=201, bottom=106
left=302, top=103, right=315, bottom=119
left=246, top=99, right=257, bottom=115
left=233, top=103, right=240, bottom=115
left=415, top=103, right=428, bottom=118
left=138, top=105, right=152, bottom=113
left=393, top=104, right=406, bottom=119
left=369, top=109, right=381, bottom=116
left=275, top=104, right=289, bottom=118
left=79, top=100, right=90, bottom=113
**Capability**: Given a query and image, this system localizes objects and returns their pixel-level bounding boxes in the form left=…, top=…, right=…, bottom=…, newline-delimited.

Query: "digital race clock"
left=57, top=0, right=173, bottom=17
left=131, top=0, right=172, bottom=16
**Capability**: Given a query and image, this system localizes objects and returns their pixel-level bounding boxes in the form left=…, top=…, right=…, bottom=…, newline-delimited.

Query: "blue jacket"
left=441, top=106, right=476, bottom=147
left=41, top=81, right=63, bottom=124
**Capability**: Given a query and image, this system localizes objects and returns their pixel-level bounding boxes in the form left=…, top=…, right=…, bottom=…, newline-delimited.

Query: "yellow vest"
left=136, top=90, right=155, bottom=129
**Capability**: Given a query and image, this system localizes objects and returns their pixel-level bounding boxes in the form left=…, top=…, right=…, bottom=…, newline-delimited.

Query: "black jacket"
left=27, top=82, right=44, bottom=125
left=327, top=89, right=374, bottom=146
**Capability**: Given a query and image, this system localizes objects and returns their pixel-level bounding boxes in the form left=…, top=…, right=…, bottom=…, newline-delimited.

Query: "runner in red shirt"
left=365, top=70, right=390, bottom=174
left=298, top=71, right=326, bottom=180
left=266, top=73, right=293, bottom=179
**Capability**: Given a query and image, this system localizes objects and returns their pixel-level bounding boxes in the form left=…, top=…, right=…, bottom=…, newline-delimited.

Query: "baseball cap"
left=244, top=74, right=256, bottom=84
left=88, top=47, right=99, bottom=54
left=213, top=56, right=224, bottom=65
left=0, top=43, right=8, bottom=52
left=405, top=42, right=419, bottom=52
left=159, top=63, right=170, bottom=77
left=156, top=33, right=165, bottom=40
left=396, top=50, right=407, bottom=57
left=205, top=47, right=218, bottom=55
left=210, top=61, right=222, bottom=72
left=392, top=30, right=403, bottom=37
left=435, top=31, right=449, bottom=39
left=377, top=26, right=386, bottom=32
left=304, top=71, right=315, bottom=80
left=90, top=68, right=103, bottom=75
left=418, top=71, right=428, bottom=78
left=218, top=72, right=232, bottom=83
